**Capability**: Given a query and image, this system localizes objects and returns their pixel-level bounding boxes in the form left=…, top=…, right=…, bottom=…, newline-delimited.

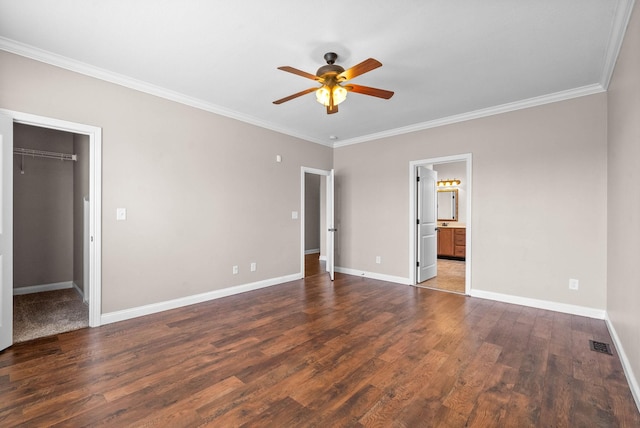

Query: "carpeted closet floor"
left=13, top=288, right=89, bottom=343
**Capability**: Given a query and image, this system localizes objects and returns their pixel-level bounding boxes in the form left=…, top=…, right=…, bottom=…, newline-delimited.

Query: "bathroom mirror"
left=437, top=189, right=458, bottom=221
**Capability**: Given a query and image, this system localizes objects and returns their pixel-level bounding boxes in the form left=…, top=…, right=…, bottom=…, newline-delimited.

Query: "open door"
left=327, top=169, right=336, bottom=281
left=417, top=166, right=437, bottom=283
left=0, top=114, right=13, bottom=351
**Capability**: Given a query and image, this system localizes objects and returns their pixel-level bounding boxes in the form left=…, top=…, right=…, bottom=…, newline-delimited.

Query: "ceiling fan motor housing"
left=316, top=52, right=345, bottom=80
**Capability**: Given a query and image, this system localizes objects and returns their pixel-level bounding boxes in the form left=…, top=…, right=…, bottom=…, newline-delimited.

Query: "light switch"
left=291, top=211, right=298, bottom=219
left=116, top=208, right=127, bottom=221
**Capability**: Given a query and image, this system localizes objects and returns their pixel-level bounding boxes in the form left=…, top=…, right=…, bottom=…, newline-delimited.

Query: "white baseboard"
left=72, top=281, right=86, bottom=302
left=319, top=255, right=327, bottom=261
left=305, top=249, right=320, bottom=255
left=13, top=281, right=74, bottom=295
left=334, top=266, right=411, bottom=285
left=469, top=289, right=606, bottom=319
left=100, top=273, right=302, bottom=325
left=605, top=313, right=640, bottom=412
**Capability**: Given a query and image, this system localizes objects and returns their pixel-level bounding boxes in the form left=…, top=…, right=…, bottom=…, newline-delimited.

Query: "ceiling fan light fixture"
left=333, top=85, right=348, bottom=105
left=315, top=86, right=330, bottom=106
left=315, top=85, right=348, bottom=107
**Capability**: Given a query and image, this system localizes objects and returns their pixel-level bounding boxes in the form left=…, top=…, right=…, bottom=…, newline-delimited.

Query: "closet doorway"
left=12, top=123, right=90, bottom=342
left=0, top=109, right=102, bottom=350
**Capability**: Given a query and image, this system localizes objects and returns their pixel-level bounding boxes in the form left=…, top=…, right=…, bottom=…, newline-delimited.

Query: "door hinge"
left=417, top=219, right=420, bottom=225
left=417, top=176, right=420, bottom=182
left=416, top=261, right=420, bottom=267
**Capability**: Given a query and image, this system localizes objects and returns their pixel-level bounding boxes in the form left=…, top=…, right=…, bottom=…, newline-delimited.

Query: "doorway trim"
left=300, top=167, right=330, bottom=277
left=1, top=109, right=102, bottom=327
left=409, top=153, right=472, bottom=293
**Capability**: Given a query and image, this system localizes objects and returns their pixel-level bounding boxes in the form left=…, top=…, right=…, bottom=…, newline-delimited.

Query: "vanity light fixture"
left=437, top=179, right=461, bottom=188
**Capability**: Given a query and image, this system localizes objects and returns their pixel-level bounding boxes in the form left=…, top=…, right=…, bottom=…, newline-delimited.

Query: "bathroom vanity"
left=437, top=227, right=466, bottom=259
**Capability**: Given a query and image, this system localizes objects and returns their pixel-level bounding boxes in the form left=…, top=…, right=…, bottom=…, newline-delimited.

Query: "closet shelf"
left=13, top=147, right=77, bottom=162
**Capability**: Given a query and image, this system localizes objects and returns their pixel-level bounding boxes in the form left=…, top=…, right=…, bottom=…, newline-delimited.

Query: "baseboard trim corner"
left=469, top=289, right=606, bottom=319
left=604, top=313, right=640, bottom=412
left=13, top=281, right=74, bottom=295
left=335, top=267, right=411, bottom=286
left=100, top=273, right=301, bottom=325
left=72, top=281, right=86, bottom=300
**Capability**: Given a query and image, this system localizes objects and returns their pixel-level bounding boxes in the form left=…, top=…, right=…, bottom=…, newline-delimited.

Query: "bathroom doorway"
left=409, top=154, right=472, bottom=294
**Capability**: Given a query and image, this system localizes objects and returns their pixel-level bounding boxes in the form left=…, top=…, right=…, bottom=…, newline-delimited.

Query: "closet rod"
left=13, top=147, right=77, bottom=162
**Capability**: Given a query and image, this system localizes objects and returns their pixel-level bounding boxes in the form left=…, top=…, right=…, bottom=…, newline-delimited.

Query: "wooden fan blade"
left=346, top=84, right=394, bottom=99
left=273, top=87, right=318, bottom=104
left=327, top=104, right=338, bottom=114
left=338, top=58, right=382, bottom=81
left=277, top=66, right=321, bottom=81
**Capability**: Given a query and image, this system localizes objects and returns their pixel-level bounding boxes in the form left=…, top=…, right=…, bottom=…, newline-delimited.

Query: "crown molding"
left=0, top=37, right=332, bottom=148
left=600, top=0, right=636, bottom=89
left=1, top=4, right=629, bottom=151
left=332, top=84, right=606, bottom=148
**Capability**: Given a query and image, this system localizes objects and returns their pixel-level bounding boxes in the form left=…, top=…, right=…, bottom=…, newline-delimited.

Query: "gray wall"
left=73, top=133, right=90, bottom=294
left=304, top=173, right=321, bottom=252
left=334, top=93, right=607, bottom=311
left=13, top=123, right=74, bottom=288
left=0, top=50, right=333, bottom=312
left=607, top=2, right=640, bottom=403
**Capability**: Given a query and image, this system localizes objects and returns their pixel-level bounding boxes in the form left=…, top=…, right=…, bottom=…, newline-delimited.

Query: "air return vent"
left=589, top=340, right=613, bottom=355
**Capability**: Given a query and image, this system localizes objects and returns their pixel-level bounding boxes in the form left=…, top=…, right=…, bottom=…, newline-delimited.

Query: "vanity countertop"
left=438, top=224, right=466, bottom=229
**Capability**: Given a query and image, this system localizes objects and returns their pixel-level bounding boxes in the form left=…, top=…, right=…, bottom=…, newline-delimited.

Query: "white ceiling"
left=0, top=1, right=633, bottom=147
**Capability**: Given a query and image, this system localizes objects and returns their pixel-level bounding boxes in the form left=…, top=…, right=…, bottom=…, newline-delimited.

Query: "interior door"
left=417, top=166, right=437, bottom=283
left=0, top=114, right=13, bottom=351
left=327, top=169, right=335, bottom=281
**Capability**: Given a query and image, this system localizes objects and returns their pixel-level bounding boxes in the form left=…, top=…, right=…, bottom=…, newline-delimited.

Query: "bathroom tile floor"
left=417, top=259, right=466, bottom=294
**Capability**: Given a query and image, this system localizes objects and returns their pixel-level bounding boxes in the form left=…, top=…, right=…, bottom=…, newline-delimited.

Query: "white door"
left=327, top=169, right=336, bottom=281
left=417, top=166, right=437, bottom=283
left=0, top=114, right=13, bottom=351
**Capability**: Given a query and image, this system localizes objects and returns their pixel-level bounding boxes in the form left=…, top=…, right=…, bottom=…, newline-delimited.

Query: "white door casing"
left=300, top=167, right=334, bottom=280
left=0, top=109, right=103, bottom=328
left=328, top=169, right=335, bottom=281
left=0, top=114, right=13, bottom=351
left=417, top=166, right=438, bottom=283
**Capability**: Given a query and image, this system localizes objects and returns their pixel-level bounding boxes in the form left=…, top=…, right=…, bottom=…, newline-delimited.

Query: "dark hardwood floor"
left=1, top=269, right=639, bottom=426
left=305, top=252, right=326, bottom=277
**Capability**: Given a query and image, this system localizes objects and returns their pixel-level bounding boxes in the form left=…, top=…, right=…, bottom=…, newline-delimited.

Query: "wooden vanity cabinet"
left=437, top=227, right=466, bottom=260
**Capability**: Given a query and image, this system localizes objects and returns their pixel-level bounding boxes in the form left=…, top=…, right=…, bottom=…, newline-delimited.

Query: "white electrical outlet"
left=569, top=278, right=579, bottom=290
left=232, top=265, right=239, bottom=275
left=250, top=262, right=257, bottom=272
left=292, top=211, right=299, bottom=220
left=375, top=256, right=381, bottom=264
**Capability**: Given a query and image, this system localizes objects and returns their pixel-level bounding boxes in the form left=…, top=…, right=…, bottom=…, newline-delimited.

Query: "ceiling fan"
left=273, top=52, right=394, bottom=114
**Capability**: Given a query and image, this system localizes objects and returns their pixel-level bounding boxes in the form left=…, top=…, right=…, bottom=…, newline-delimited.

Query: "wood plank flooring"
left=305, top=252, right=326, bottom=277
left=1, top=271, right=639, bottom=426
